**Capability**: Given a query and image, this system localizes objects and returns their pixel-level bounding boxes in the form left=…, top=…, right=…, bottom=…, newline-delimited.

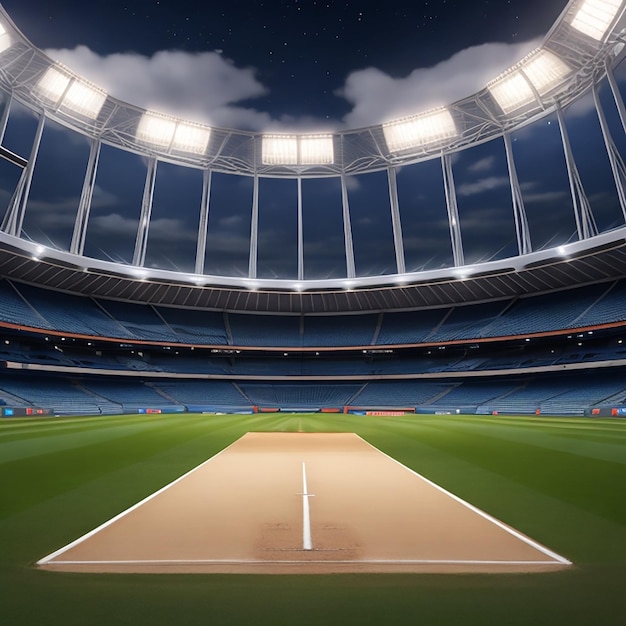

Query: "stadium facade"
left=0, top=0, right=626, bottom=417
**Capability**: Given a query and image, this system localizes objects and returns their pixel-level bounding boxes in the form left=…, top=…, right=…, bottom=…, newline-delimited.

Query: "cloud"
left=338, top=39, right=541, bottom=128
left=46, top=46, right=272, bottom=130
left=468, top=156, right=495, bottom=173
left=22, top=187, right=121, bottom=237
left=90, top=212, right=196, bottom=243
left=343, top=176, right=361, bottom=192
left=457, top=176, right=510, bottom=197
left=522, top=190, right=569, bottom=204
left=44, top=38, right=544, bottom=132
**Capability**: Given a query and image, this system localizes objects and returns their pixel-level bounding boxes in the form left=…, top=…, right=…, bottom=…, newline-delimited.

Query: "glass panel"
left=2, top=101, right=38, bottom=158
left=565, top=90, right=623, bottom=233
left=347, top=171, right=396, bottom=276
left=82, top=144, right=146, bottom=265
left=203, top=172, right=253, bottom=277
left=257, top=177, right=298, bottom=279
left=511, top=111, right=577, bottom=250
left=453, top=139, right=518, bottom=264
left=144, top=162, right=202, bottom=273
left=0, top=158, right=22, bottom=227
left=22, top=120, right=90, bottom=251
left=302, top=177, right=346, bottom=279
left=397, top=159, right=453, bottom=272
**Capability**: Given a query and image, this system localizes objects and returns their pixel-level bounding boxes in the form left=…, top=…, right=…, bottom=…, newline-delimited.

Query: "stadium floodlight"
left=171, top=122, right=211, bottom=154
left=262, top=134, right=334, bottom=165
left=569, top=0, right=623, bottom=41
left=300, top=135, right=334, bottom=164
left=522, top=50, right=571, bottom=96
left=488, top=49, right=571, bottom=114
left=35, top=66, right=71, bottom=105
left=136, top=113, right=211, bottom=153
left=488, top=69, right=536, bottom=115
left=382, top=108, right=457, bottom=154
left=262, top=135, right=298, bottom=165
left=61, top=79, right=107, bottom=119
left=0, top=22, right=11, bottom=53
left=136, top=112, right=177, bottom=148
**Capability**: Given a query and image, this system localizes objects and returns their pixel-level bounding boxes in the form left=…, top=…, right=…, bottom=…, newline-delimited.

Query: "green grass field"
left=2, top=412, right=626, bottom=625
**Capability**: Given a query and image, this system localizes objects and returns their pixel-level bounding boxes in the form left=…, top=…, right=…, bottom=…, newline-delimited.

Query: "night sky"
left=3, top=0, right=568, bottom=124
left=0, top=0, right=624, bottom=281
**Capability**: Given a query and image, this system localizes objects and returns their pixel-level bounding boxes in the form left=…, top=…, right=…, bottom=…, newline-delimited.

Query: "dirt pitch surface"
left=37, top=433, right=571, bottom=574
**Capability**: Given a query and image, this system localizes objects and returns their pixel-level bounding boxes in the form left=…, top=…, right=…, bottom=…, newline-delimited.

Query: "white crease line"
left=37, top=435, right=246, bottom=566
left=42, top=558, right=567, bottom=566
left=359, top=436, right=572, bottom=566
left=302, top=461, right=313, bottom=551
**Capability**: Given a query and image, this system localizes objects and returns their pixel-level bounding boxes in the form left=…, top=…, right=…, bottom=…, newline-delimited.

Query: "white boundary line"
left=359, top=436, right=572, bottom=566
left=36, top=436, right=246, bottom=566
left=43, top=559, right=567, bottom=567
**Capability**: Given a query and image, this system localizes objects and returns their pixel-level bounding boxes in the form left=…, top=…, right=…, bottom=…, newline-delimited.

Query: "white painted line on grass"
left=36, top=435, right=246, bottom=566
left=302, top=461, right=313, bottom=551
left=359, top=436, right=572, bottom=566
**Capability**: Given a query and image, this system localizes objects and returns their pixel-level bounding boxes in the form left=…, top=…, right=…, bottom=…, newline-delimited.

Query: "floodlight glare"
left=570, top=0, right=622, bottom=41
left=383, top=108, right=457, bottom=154
left=62, top=80, right=107, bottom=119
left=488, top=70, right=536, bottom=114
left=0, top=22, right=11, bottom=53
left=522, top=50, right=571, bottom=96
left=300, top=135, right=334, bottom=164
left=171, top=122, right=211, bottom=154
left=35, top=66, right=71, bottom=105
left=262, top=134, right=334, bottom=165
left=136, top=113, right=177, bottom=148
left=488, top=49, right=571, bottom=114
left=262, top=135, right=298, bottom=165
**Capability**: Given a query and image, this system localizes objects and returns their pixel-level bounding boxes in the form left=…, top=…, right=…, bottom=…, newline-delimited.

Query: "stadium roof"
left=0, top=0, right=625, bottom=312
left=0, top=1, right=623, bottom=176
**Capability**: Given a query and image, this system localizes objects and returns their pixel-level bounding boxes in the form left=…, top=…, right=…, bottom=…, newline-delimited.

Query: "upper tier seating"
left=3, top=278, right=626, bottom=349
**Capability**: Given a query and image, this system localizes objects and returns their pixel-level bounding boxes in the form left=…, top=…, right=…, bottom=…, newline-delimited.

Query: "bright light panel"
left=383, top=108, right=457, bottom=153
left=136, top=113, right=176, bottom=148
left=62, top=80, right=107, bottom=119
left=488, top=70, right=536, bottom=114
left=262, top=135, right=298, bottom=164
left=35, top=66, right=70, bottom=105
left=300, top=135, right=334, bottom=164
left=570, top=0, right=622, bottom=41
left=172, top=123, right=211, bottom=154
left=0, top=22, right=11, bottom=53
left=523, top=50, right=571, bottom=96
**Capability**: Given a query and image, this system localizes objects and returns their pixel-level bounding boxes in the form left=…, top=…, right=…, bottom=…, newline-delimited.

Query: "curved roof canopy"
left=0, top=0, right=623, bottom=176
left=0, top=0, right=624, bottom=313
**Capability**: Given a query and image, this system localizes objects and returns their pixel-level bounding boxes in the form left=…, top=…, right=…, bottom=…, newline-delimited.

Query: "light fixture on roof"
left=62, top=79, right=107, bottom=119
left=35, top=66, right=71, bottom=105
left=136, top=112, right=211, bottom=154
left=0, top=22, right=11, bottom=53
left=569, top=0, right=623, bottom=41
left=487, top=49, right=571, bottom=114
left=262, top=135, right=298, bottom=164
left=488, top=71, right=535, bottom=115
left=261, top=134, right=334, bottom=165
left=136, top=113, right=177, bottom=148
left=35, top=65, right=106, bottom=119
left=300, top=134, right=334, bottom=164
left=523, top=50, right=571, bottom=96
left=172, top=122, right=211, bottom=154
left=382, top=108, right=457, bottom=154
